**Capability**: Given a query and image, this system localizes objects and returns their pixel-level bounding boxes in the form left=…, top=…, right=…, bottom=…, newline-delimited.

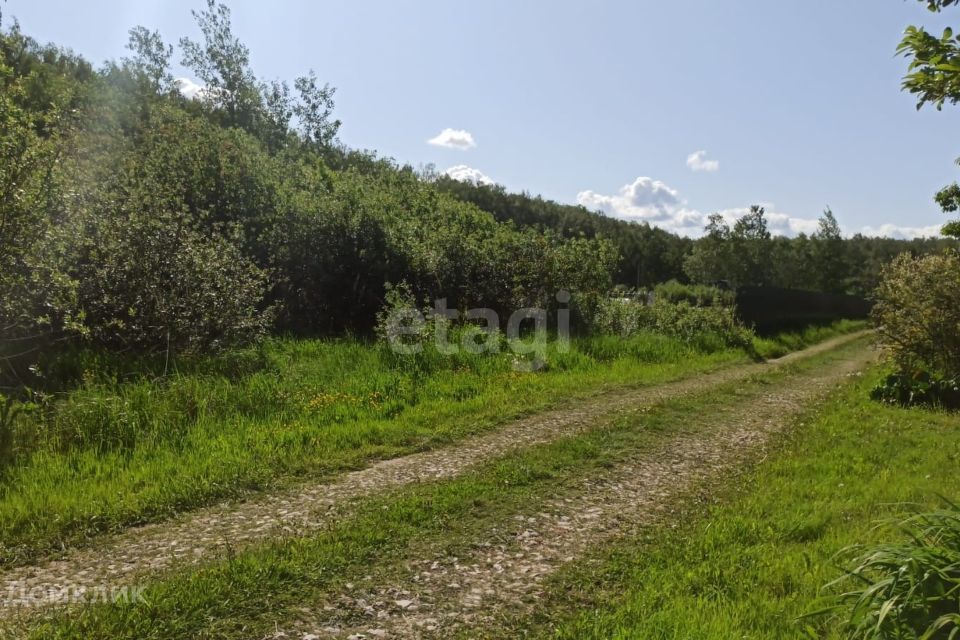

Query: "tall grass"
left=816, top=504, right=960, bottom=639
left=0, top=321, right=864, bottom=567
left=752, top=319, right=867, bottom=359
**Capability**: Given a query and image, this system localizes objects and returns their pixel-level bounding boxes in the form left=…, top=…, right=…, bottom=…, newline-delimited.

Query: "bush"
left=816, top=503, right=960, bottom=639
left=654, top=279, right=734, bottom=307
left=66, top=210, right=272, bottom=354
left=871, top=370, right=960, bottom=409
left=651, top=301, right=755, bottom=351
left=873, top=251, right=960, bottom=378
left=592, top=296, right=655, bottom=337
left=592, top=293, right=754, bottom=352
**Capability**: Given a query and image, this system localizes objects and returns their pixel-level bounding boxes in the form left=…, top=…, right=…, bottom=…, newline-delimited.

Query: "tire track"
left=0, top=332, right=870, bottom=612
left=271, top=338, right=875, bottom=639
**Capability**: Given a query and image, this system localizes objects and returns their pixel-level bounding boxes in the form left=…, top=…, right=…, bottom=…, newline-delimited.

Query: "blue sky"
left=6, top=0, right=959, bottom=237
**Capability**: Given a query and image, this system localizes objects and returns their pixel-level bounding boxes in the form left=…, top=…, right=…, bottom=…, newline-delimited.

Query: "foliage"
left=682, top=207, right=774, bottom=288
left=0, top=394, right=37, bottom=472
left=817, top=503, right=960, bottom=640
left=179, top=0, right=339, bottom=151
left=651, top=301, right=755, bottom=352
left=898, top=1, right=960, bottom=238
left=870, top=370, right=960, bottom=409
left=654, top=279, right=734, bottom=307
left=68, top=210, right=272, bottom=354
left=432, top=175, right=693, bottom=288
left=811, top=208, right=849, bottom=294
left=430, top=177, right=932, bottom=299
left=592, top=291, right=754, bottom=352
left=0, top=9, right=620, bottom=382
left=592, top=296, right=655, bottom=338
left=872, top=251, right=960, bottom=378
left=0, top=1, right=950, bottom=387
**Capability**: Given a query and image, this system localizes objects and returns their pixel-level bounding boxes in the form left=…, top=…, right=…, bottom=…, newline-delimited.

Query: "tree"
left=294, top=70, right=340, bottom=150
left=810, top=207, right=848, bottom=293
left=873, top=251, right=960, bottom=377
left=179, top=1, right=339, bottom=152
left=730, top=205, right=772, bottom=286
left=123, top=26, right=173, bottom=94
left=179, top=0, right=261, bottom=129
left=898, top=0, right=960, bottom=237
left=683, top=213, right=734, bottom=286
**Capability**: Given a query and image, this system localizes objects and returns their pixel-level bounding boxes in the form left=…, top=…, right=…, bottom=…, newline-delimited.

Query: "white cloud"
left=714, top=206, right=819, bottom=236
left=858, top=223, right=942, bottom=239
left=577, top=177, right=943, bottom=240
left=577, top=177, right=822, bottom=237
left=428, top=128, right=477, bottom=150
left=686, top=150, right=720, bottom=173
left=577, top=177, right=682, bottom=223
left=578, top=177, right=707, bottom=235
left=444, top=164, right=495, bottom=185
left=174, top=77, right=206, bottom=100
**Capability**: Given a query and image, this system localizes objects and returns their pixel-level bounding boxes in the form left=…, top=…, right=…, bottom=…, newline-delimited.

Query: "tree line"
left=434, top=180, right=954, bottom=296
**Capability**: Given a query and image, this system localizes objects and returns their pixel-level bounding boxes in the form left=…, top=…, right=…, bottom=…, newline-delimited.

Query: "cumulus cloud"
left=577, top=177, right=943, bottom=239
left=174, top=77, right=206, bottom=100
left=713, top=206, right=819, bottom=236
left=577, top=177, right=682, bottom=222
left=858, top=223, right=943, bottom=239
left=577, top=177, right=707, bottom=235
left=444, top=164, right=495, bottom=185
left=577, top=177, right=822, bottom=237
left=686, top=150, right=719, bottom=173
left=428, top=128, right=477, bottom=150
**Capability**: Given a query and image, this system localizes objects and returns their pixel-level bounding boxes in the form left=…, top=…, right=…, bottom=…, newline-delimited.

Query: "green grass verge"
left=0, top=321, right=864, bottom=569
left=8, top=338, right=869, bottom=640
left=509, top=367, right=960, bottom=640
left=751, top=318, right=867, bottom=359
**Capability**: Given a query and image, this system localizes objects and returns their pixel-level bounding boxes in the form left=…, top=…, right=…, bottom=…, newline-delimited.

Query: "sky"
left=5, top=0, right=960, bottom=238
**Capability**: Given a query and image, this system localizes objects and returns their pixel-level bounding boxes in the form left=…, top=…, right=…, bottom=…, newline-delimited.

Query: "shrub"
left=651, top=301, right=755, bottom=351
left=654, top=279, right=734, bottom=307
left=815, top=503, right=960, bottom=639
left=374, top=282, right=512, bottom=374
left=592, top=295, right=655, bottom=337
left=66, top=210, right=272, bottom=354
left=871, top=370, right=960, bottom=409
left=872, top=251, right=960, bottom=378
left=592, top=293, right=754, bottom=352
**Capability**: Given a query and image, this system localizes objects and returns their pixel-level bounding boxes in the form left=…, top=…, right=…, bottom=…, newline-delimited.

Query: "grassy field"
left=0, top=321, right=863, bottom=568
left=508, top=367, right=960, bottom=639
left=7, top=333, right=871, bottom=639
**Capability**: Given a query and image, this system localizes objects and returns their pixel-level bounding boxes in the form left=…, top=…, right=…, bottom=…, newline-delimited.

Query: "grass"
left=0, top=321, right=864, bottom=569
left=502, top=366, right=960, bottom=640
left=819, top=505, right=960, bottom=639
left=8, top=330, right=868, bottom=639
left=751, top=318, right=867, bottom=359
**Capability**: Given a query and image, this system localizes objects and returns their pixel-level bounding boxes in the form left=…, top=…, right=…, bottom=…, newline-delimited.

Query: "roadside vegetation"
left=7, top=335, right=871, bottom=640
left=0, top=318, right=864, bottom=569
left=0, top=0, right=942, bottom=387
